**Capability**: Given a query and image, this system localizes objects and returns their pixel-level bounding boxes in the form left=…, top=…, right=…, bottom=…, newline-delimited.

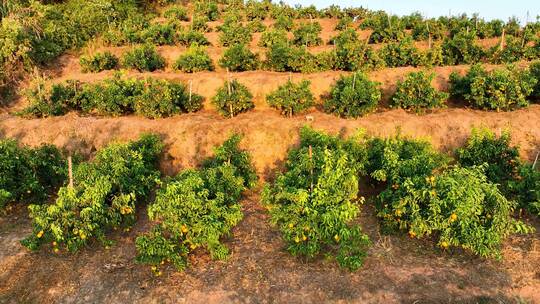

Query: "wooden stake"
left=533, top=151, right=539, bottom=169
left=309, top=145, right=314, bottom=194
left=352, top=73, right=357, bottom=90
left=189, top=80, right=192, bottom=103
left=68, top=155, right=73, bottom=189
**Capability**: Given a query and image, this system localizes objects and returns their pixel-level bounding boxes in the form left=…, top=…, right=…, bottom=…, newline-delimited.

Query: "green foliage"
left=292, top=22, right=322, bottom=46
left=264, top=42, right=330, bottom=73
left=456, top=128, right=520, bottom=189
left=360, top=12, right=406, bottom=43
left=173, top=45, right=214, bottom=73
left=441, top=29, right=485, bottom=65
left=528, top=60, right=540, bottom=98
left=136, top=135, right=256, bottom=271
left=266, top=79, right=314, bottom=116
left=489, top=37, right=529, bottom=64
left=194, top=0, right=220, bottom=21
left=219, top=44, right=260, bottom=72
left=379, top=37, right=426, bottom=67
left=176, top=28, right=210, bottom=46
left=212, top=79, right=254, bottom=117
left=21, top=134, right=163, bottom=252
left=79, top=51, right=119, bottom=73
left=191, top=15, right=211, bottom=33
left=509, top=164, right=540, bottom=216
left=412, top=19, right=447, bottom=41
left=273, top=14, right=294, bottom=31
left=391, top=71, right=448, bottom=112
left=323, top=72, right=382, bottom=118
left=0, top=139, right=66, bottom=208
left=262, top=127, right=371, bottom=271
left=335, top=16, right=353, bottom=31
left=121, top=44, right=165, bottom=72
left=139, top=22, right=177, bottom=45
left=245, top=0, right=268, bottom=21
left=247, top=20, right=266, bottom=33
left=22, top=74, right=203, bottom=118
left=332, top=29, right=384, bottom=71
left=218, top=23, right=252, bottom=46
left=375, top=164, right=533, bottom=259
left=163, top=5, right=189, bottom=21
left=450, top=65, right=537, bottom=111
left=258, top=28, right=288, bottom=47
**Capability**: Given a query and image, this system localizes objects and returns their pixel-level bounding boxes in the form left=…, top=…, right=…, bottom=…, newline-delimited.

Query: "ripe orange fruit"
left=334, top=235, right=340, bottom=242
left=181, top=225, right=188, bottom=233
left=288, top=223, right=294, bottom=228
left=441, top=241, right=449, bottom=248
left=294, top=236, right=300, bottom=243
left=450, top=213, right=457, bottom=221
left=37, top=230, right=44, bottom=238
left=302, top=235, right=307, bottom=241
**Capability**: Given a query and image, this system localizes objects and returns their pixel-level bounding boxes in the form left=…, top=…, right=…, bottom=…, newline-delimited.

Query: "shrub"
left=456, top=128, right=520, bottom=189
left=219, top=23, right=252, bottom=46
left=173, top=45, right=214, bottom=73
left=375, top=165, right=533, bottom=258
left=262, top=127, right=371, bottom=270
left=412, top=20, right=447, bottom=41
left=22, top=75, right=203, bottom=118
left=194, top=0, right=219, bottom=21
left=140, top=23, right=177, bottom=45
left=335, top=16, right=353, bottom=31
left=333, top=29, right=384, bottom=71
left=442, top=29, right=485, bottom=65
left=176, top=29, right=210, bottom=46
left=449, top=65, right=537, bottom=111
left=391, top=71, right=448, bottom=112
left=0, top=139, right=66, bottom=208
left=489, top=36, right=528, bottom=64
left=266, top=79, right=314, bottom=116
left=79, top=51, right=119, bottom=73
left=136, top=135, right=256, bottom=272
left=21, top=134, right=163, bottom=252
left=528, top=60, right=540, bottom=98
left=212, top=79, right=254, bottom=117
left=379, top=37, right=426, bottom=67
left=191, top=15, right=211, bottom=33
left=323, top=72, right=382, bottom=118
left=121, top=44, right=165, bottom=72
left=247, top=20, right=266, bottom=33
left=163, top=5, right=189, bottom=21
left=360, top=13, right=406, bottom=43
left=219, top=44, right=260, bottom=72
left=258, top=28, right=288, bottom=47
left=509, top=164, right=540, bottom=216
left=273, top=14, right=294, bottom=31
left=245, top=0, right=268, bottom=21
left=292, top=22, right=323, bottom=46
left=264, top=43, right=326, bottom=73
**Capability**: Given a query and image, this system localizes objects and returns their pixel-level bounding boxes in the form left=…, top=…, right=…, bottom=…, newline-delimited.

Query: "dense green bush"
left=219, top=23, right=252, bottom=46
left=212, top=79, right=254, bottom=117
left=21, top=134, right=163, bottom=252
left=139, top=23, right=177, bottom=45
left=273, top=14, right=294, bottom=31
left=219, top=44, right=260, bottom=72
left=333, top=29, right=384, bottom=71
left=176, top=28, right=210, bottom=46
left=449, top=65, right=536, bottom=111
left=379, top=37, right=426, bottom=67
left=457, top=128, right=540, bottom=216
left=22, top=75, right=203, bottom=118
left=456, top=128, right=520, bottom=189
left=528, top=60, right=540, bottom=98
left=489, top=36, right=529, bottom=64
left=264, top=43, right=329, bottom=73
left=136, top=135, right=256, bottom=272
left=360, top=13, right=406, bottom=43
left=411, top=19, right=447, bottom=41
left=121, top=44, right=165, bottom=72
left=441, top=29, right=485, bottom=65
left=323, top=72, right=382, bottom=118
left=245, top=0, right=268, bottom=21
left=191, top=15, right=212, bottom=33
left=163, top=5, right=189, bottom=21
left=262, top=127, right=371, bottom=270
left=247, top=20, right=266, bottom=33
left=292, top=22, right=323, bottom=46
left=258, top=28, right=288, bottom=47
left=79, top=51, right=119, bottom=73
left=0, top=139, right=66, bottom=208
left=194, top=0, right=219, bottom=21
left=391, top=71, right=448, bottom=112
left=173, top=45, right=214, bottom=73
left=266, top=79, right=314, bottom=116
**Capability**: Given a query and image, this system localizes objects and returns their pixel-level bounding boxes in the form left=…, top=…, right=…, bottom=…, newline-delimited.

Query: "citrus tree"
left=212, top=79, right=254, bottom=118
left=266, top=79, right=314, bottom=117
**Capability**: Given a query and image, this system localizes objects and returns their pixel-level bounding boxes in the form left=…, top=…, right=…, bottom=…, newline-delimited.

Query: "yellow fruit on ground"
left=52, top=241, right=57, bottom=246
left=80, top=233, right=86, bottom=240
left=190, top=244, right=197, bottom=250
left=53, top=248, right=59, bottom=253
left=441, top=241, right=449, bottom=248
left=409, top=231, right=416, bottom=238
left=37, top=230, right=44, bottom=238
left=151, top=266, right=157, bottom=271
